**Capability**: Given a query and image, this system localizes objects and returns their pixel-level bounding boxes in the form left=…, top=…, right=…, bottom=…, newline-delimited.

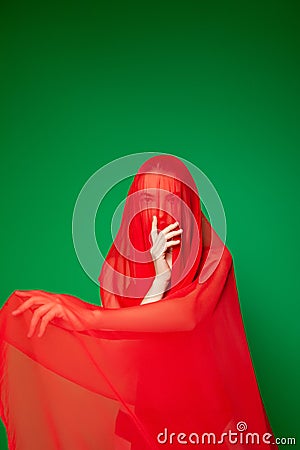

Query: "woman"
left=0, top=155, right=278, bottom=449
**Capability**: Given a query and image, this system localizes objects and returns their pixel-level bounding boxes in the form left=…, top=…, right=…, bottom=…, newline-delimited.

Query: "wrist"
left=88, top=309, right=103, bottom=330
left=153, top=257, right=170, bottom=277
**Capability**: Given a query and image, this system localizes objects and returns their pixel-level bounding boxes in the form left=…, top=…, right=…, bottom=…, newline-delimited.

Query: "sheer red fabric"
left=0, top=155, right=278, bottom=449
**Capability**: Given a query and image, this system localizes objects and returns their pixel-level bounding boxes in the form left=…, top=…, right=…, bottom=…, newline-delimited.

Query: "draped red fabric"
left=0, top=155, right=278, bottom=450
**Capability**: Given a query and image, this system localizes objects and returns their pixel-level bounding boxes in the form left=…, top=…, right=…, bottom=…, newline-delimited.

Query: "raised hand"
left=140, top=217, right=183, bottom=305
left=150, top=215, right=183, bottom=277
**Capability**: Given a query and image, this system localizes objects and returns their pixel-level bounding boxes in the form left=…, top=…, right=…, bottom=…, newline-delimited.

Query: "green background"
left=1, top=1, right=299, bottom=447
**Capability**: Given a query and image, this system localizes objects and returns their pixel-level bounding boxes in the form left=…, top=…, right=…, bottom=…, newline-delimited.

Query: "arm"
left=90, top=247, right=233, bottom=333
left=140, top=216, right=181, bottom=305
left=140, top=259, right=171, bottom=305
left=92, top=291, right=197, bottom=332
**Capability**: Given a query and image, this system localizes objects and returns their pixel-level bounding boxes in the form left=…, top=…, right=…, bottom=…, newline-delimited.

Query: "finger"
left=12, top=295, right=49, bottom=316
left=15, top=290, right=33, bottom=297
left=27, top=303, right=53, bottom=338
left=166, top=240, right=181, bottom=248
left=15, top=289, right=47, bottom=296
left=38, top=308, right=57, bottom=338
left=165, top=229, right=183, bottom=240
left=150, top=216, right=158, bottom=244
left=15, top=290, right=51, bottom=300
left=12, top=297, right=37, bottom=315
left=161, top=221, right=179, bottom=235
left=151, top=215, right=157, bottom=232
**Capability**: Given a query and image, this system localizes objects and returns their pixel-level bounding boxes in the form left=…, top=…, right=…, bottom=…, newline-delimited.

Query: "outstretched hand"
left=11, top=290, right=94, bottom=338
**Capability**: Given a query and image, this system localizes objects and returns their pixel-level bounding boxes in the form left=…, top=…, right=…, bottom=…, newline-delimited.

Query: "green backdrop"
left=1, top=1, right=299, bottom=448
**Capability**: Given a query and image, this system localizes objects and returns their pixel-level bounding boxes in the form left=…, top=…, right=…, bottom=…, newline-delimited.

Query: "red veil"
left=0, top=155, right=278, bottom=449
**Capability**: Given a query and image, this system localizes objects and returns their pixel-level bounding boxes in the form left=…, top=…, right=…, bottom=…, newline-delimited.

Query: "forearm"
left=90, top=295, right=196, bottom=332
left=90, top=250, right=233, bottom=333
left=140, top=272, right=170, bottom=305
left=140, top=254, right=171, bottom=305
